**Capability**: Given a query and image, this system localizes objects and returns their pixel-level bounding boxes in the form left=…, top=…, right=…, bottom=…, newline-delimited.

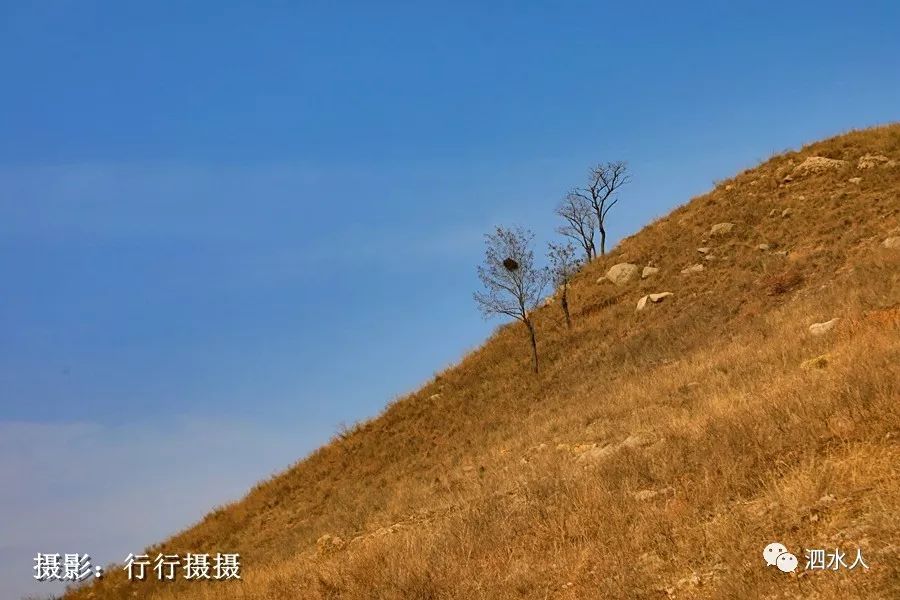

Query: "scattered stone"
left=596, top=276, right=608, bottom=284
left=636, top=292, right=673, bottom=311
left=316, top=534, right=345, bottom=554
left=633, top=486, right=673, bottom=501
left=576, top=445, right=616, bottom=463
left=781, top=208, right=794, bottom=218
left=697, top=247, right=711, bottom=254
left=428, top=393, right=442, bottom=400
left=709, top=222, right=735, bottom=237
left=774, top=250, right=789, bottom=257
left=883, top=237, right=900, bottom=249
left=848, top=177, right=862, bottom=185
left=809, top=318, right=840, bottom=336
left=757, top=243, right=771, bottom=251
left=621, top=433, right=652, bottom=449
left=725, top=184, right=734, bottom=191
left=857, top=154, right=890, bottom=169
left=681, top=264, right=705, bottom=275
left=816, top=494, right=837, bottom=507
left=791, top=156, right=848, bottom=177
left=606, top=263, right=641, bottom=286
left=642, top=266, right=660, bottom=279
left=801, top=354, right=830, bottom=370
left=634, top=489, right=660, bottom=501
left=769, top=209, right=778, bottom=217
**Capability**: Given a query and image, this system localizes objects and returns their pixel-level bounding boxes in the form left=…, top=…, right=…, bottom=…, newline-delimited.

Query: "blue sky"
left=1, top=1, right=899, bottom=598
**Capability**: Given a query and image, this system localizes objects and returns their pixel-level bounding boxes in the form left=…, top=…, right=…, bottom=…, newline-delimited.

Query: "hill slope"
left=68, top=125, right=900, bottom=599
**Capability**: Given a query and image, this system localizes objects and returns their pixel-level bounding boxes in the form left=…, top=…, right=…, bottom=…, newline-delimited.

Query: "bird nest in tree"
left=503, top=258, right=520, bottom=271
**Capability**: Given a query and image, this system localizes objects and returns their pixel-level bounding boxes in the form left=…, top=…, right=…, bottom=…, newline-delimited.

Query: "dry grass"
left=66, top=125, right=900, bottom=600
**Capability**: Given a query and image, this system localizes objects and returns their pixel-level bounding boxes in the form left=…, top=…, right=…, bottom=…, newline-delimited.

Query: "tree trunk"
left=599, top=226, right=607, bottom=256
left=561, top=286, right=571, bottom=329
left=526, top=319, right=539, bottom=373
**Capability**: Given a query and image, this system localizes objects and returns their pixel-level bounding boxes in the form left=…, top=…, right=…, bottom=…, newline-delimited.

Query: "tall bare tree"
left=555, top=192, right=596, bottom=260
left=570, top=161, right=630, bottom=256
left=474, top=226, right=549, bottom=373
left=547, top=241, right=580, bottom=329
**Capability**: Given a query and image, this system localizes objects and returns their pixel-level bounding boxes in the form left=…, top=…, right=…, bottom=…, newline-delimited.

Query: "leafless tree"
left=555, top=192, right=596, bottom=260
left=570, top=161, right=630, bottom=256
left=547, top=241, right=580, bottom=329
left=474, top=226, right=549, bottom=373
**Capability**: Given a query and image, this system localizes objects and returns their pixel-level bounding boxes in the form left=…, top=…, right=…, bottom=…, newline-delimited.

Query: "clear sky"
left=1, top=1, right=898, bottom=598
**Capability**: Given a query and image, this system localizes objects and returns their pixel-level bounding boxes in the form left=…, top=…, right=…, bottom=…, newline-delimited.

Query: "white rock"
left=757, top=243, right=771, bottom=251
left=636, top=296, right=649, bottom=311
left=649, top=292, right=673, bottom=302
left=681, top=264, right=705, bottom=274
left=697, top=247, right=711, bottom=254
left=792, top=156, right=848, bottom=176
left=633, top=489, right=660, bottom=501
left=883, top=237, right=900, bottom=249
left=641, top=266, right=659, bottom=279
left=708, top=222, right=735, bottom=236
left=781, top=208, right=794, bottom=218
left=809, top=318, right=840, bottom=336
left=605, top=263, right=641, bottom=286
left=857, top=154, right=890, bottom=169
left=576, top=445, right=616, bottom=462
left=595, top=276, right=608, bottom=284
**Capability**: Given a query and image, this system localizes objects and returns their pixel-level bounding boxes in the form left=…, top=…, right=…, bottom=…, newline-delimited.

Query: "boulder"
left=791, top=156, right=848, bottom=177
left=606, top=263, right=641, bottom=286
left=882, top=237, right=900, bottom=249
left=857, top=154, right=890, bottom=169
left=809, top=318, right=840, bottom=336
left=641, top=266, right=659, bottom=279
left=708, top=223, right=734, bottom=237
left=681, top=264, right=705, bottom=275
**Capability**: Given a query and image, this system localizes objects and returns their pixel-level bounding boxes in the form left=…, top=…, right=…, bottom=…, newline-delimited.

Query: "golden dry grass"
left=66, top=125, right=900, bottom=599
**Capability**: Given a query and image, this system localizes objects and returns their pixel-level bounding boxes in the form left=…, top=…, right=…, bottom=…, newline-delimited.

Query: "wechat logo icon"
left=763, top=542, right=798, bottom=573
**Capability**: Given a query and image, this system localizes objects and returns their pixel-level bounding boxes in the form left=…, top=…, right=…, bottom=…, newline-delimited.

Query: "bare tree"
left=474, top=226, right=549, bottom=373
left=547, top=241, right=580, bottom=329
left=570, top=161, right=630, bottom=256
left=555, top=192, right=596, bottom=260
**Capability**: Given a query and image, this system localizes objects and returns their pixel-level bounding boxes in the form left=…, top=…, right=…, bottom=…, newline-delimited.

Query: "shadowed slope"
left=67, top=125, right=900, bottom=600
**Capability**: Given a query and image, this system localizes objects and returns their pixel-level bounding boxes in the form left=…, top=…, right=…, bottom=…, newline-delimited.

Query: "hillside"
left=67, top=125, right=900, bottom=599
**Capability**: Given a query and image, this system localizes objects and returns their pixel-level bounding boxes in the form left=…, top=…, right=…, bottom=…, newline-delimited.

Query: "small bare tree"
left=570, top=161, right=630, bottom=256
left=555, top=192, right=596, bottom=260
left=474, top=226, right=549, bottom=373
left=547, top=241, right=580, bottom=329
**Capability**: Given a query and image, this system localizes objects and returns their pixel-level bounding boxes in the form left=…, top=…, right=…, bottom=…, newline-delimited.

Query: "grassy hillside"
left=67, top=125, right=900, bottom=599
